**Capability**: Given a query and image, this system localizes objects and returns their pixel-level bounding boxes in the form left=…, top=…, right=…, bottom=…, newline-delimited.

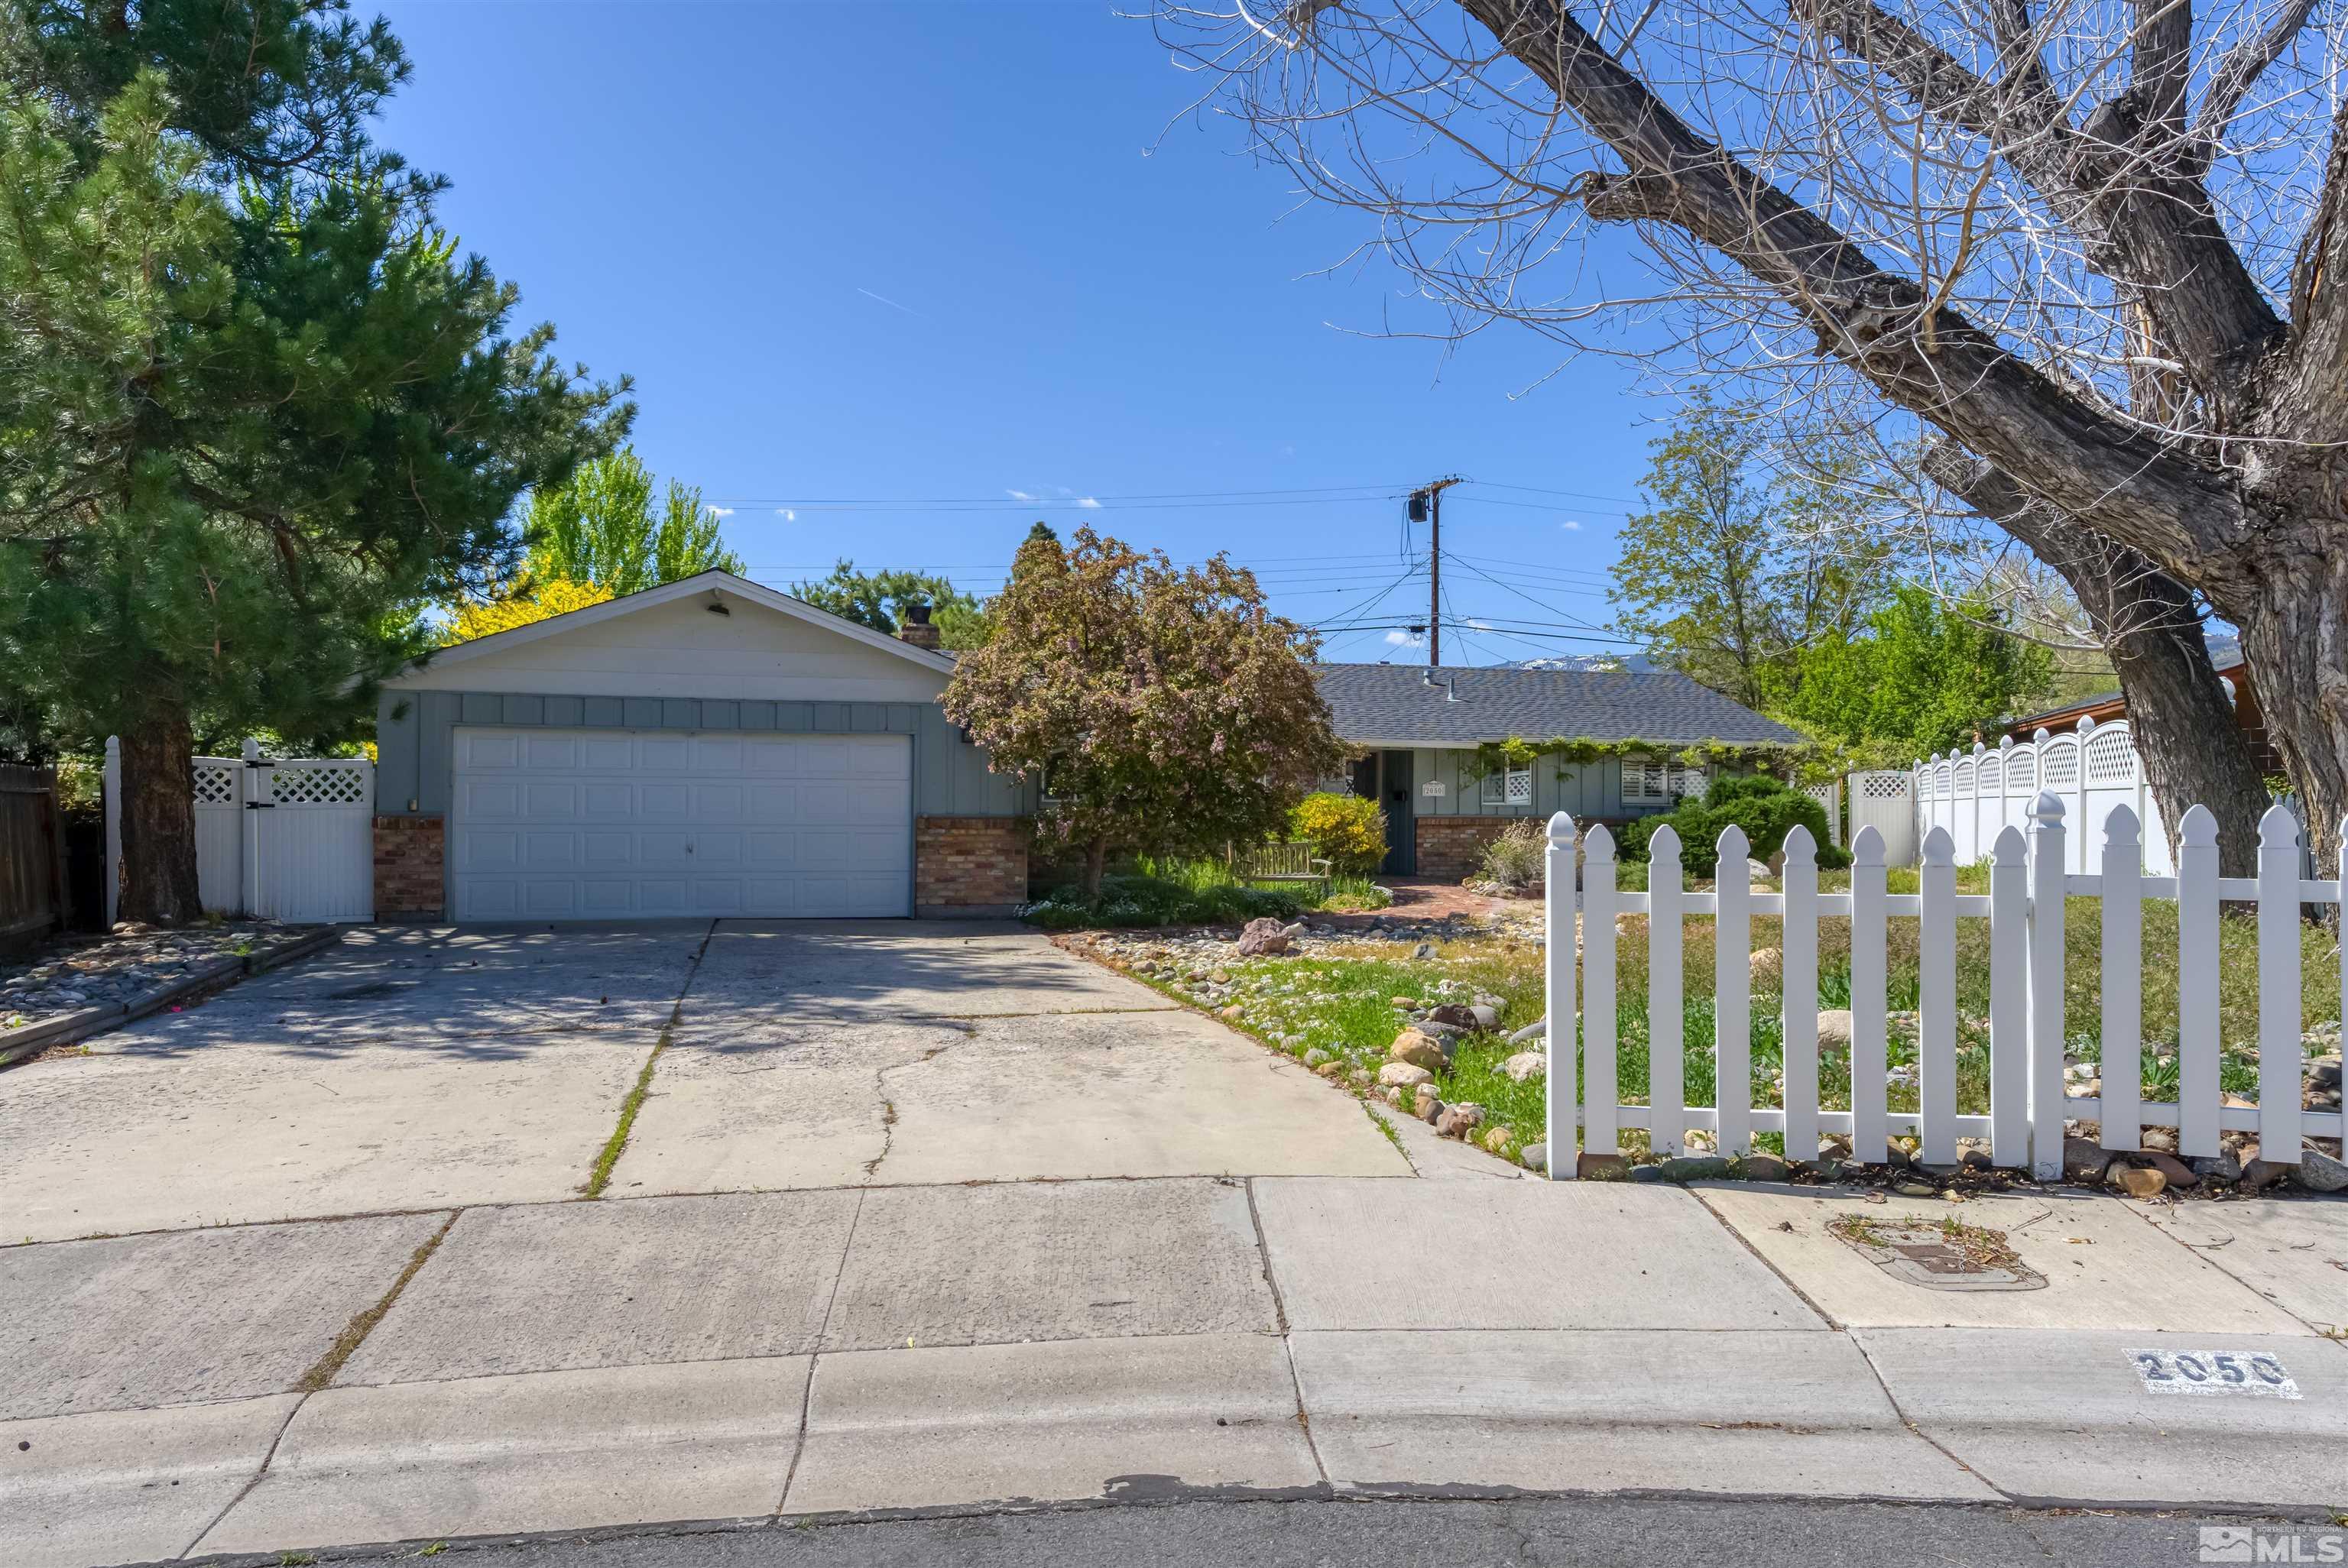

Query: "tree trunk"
left=2094, top=586, right=2274, bottom=877
left=2230, top=559, right=2348, bottom=875
left=1920, top=449, right=2274, bottom=873
left=118, top=708, right=203, bottom=926
left=1082, top=836, right=1110, bottom=899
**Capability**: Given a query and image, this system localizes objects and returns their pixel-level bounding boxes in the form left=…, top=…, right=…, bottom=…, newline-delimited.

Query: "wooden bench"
left=1235, top=841, right=1332, bottom=893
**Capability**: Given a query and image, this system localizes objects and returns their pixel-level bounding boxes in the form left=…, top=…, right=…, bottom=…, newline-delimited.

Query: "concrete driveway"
left=0, top=919, right=1406, bottom=1242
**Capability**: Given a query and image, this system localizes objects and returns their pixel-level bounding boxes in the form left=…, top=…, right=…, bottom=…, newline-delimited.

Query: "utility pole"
left=1409, top=477, right=1465, bottom=666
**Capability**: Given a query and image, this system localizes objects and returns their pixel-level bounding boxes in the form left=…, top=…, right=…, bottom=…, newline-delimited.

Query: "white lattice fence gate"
left=1847, top=770, right=1916, bottom=867
left=1541, top=799, right=2343, bottom=1180
left=105, top=736, right=375, bottom=925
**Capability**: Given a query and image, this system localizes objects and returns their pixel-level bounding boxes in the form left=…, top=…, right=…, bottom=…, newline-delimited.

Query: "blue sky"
left=374, top=0, right=1665, bottom=666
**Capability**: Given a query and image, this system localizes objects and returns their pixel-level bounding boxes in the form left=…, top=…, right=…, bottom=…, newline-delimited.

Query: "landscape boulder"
left=2292, top=1143, right=2348, bottom=1193
left=1500, top=1051, right=1548, bottom=1083
left=1425, top=1003, right=1480, bottom=1029
left=1235, top=918, right=1292, bottom=957
left=2062, top=1136, right=2112, bottom=1184
left=1749, top=946, right=1782, bottom=989
left=1815, top=1009, right=1855, bottom=1050
left=1377, top=1061, right=1435, bottom=1089
left=1389, top=1029, right=1450, bottom=1071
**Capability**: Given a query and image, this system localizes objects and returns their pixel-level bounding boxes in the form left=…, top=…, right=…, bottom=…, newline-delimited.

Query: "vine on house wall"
left=1459, top=736, right=1843, bottom=786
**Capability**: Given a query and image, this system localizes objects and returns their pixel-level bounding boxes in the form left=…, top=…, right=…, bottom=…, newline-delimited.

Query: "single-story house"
left=368, top=572, right=1802, bottom=921
left=373, top=571, right=1036, bottom=922
left=1312, top=663, right=1805, bottom=877
left=2006, top=656, right=2281, bottom=773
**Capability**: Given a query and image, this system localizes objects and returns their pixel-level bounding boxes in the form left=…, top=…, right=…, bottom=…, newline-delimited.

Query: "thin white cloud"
left=1560, top=520, right=1583, bottom=531
left=1074, top=497, right=1102, bottom=509
left=855, top=286, right=922, bottom=317
left=1006, top=489, right=1038, bottom=502
left=1384, top=629, right=1422, bottom=647
left=707, top=506, right=735, bottom=517
left=774, top=508, right=796, bottom=521
left=1467, top=618, right=1494, bottom=631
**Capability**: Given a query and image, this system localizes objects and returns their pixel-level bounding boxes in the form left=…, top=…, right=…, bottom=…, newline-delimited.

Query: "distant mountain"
left=1513, top=652, right=1657, bottom=674
left=2204, top=630, right=2242, bottom=668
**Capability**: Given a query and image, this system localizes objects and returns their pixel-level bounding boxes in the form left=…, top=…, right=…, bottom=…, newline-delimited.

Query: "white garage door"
left=449, top=727, right=912, bottom=921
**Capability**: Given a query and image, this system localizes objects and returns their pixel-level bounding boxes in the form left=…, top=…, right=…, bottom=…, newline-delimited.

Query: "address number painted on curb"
left=2129, top=1349, right=2302, bottom=1399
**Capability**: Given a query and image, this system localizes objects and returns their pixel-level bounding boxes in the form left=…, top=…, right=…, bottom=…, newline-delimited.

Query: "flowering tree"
left=944, top=527, right=1345, bottom=896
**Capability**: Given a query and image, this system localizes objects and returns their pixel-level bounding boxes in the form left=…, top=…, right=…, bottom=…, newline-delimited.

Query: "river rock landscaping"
left=1060, top=895, right=2346, bottom=1196
left=2, top=922, right=293, bottom=1043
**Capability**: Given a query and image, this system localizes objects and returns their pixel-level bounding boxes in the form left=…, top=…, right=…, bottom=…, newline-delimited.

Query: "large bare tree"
left=1162, top=0, right=2347, bottom=860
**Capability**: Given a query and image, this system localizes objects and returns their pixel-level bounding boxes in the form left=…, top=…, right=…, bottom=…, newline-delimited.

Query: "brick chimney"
left=897, top=602, right=942, bottom=650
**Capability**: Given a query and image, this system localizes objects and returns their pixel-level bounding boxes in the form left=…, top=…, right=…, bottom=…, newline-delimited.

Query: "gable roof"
left=1315, top=663, right=1805, bottom=747
left=388, top=569, right=958, bottom=683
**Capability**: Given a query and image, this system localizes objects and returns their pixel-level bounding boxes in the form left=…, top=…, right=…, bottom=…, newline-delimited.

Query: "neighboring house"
left=1313, top=663, right=1804, bottom=878
left=373, top=571, right=1035, bottom=923
left=2005, top=658, right=2282, bottom=773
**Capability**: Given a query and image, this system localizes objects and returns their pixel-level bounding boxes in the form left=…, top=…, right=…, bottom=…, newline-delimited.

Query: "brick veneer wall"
left=374, top=815, right=445, bottom=919
left=916, top=816, right=1028, bottom=916
left=1414, top=815, right=1519, bottom=880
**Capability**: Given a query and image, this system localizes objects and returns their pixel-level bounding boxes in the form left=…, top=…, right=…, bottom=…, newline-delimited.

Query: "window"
left=1625, top=758, right=1706, bottom=805
left=1481, top=762, right=1533, bottom=808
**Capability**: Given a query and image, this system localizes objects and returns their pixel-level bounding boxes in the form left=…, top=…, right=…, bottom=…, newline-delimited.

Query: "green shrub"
left=1289, top=791, right=1386, bottom=873
left=1475, top=818, right=1547, bottom=889
left=1620, top=774, right=1850, bottom=874
left=1021, top=871, right=1304, bottom=931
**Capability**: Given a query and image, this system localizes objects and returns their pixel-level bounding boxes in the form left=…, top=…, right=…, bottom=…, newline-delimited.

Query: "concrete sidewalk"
left=9, top=1175, right=2343, bottom=1568
left=4, top=922, right=2343, bottom=1566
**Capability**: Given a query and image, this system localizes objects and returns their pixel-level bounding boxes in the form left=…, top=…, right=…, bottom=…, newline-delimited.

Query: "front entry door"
left=1380, top=750, right=1415, bottom=875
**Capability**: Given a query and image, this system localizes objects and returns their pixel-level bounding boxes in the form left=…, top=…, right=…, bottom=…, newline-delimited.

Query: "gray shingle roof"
left=1314, top=663, right=1805, bottom=747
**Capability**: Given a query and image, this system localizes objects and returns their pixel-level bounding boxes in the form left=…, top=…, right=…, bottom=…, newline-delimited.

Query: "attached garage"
left=449, top=727, right=913, bottom=921
left=371, top=572, right=1035, bottom=924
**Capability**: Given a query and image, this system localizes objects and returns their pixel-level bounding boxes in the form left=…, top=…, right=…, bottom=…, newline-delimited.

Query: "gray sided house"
left=1314, top=663, right=1804, bottom=877
left=374, top=571, right=1036, bottom=922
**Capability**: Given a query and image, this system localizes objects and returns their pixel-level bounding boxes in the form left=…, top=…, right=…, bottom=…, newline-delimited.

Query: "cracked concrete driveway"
left=0, top=918, right=1405, bottom=1243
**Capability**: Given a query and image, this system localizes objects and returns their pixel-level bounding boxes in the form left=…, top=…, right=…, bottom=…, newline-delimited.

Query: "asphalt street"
left=203, top=1497, right=2317, bottom=1568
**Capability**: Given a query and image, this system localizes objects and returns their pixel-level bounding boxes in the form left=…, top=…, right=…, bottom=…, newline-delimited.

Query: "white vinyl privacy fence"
left=1915, top=719, right=2169, bottom=875
left=1542, top=795, right=2344, bottom=1180
left=105, top=737, right=375, bottom=925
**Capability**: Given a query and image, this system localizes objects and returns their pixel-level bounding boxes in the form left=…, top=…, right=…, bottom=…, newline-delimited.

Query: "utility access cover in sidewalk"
left=1827, top=1213, right=2048, bottom=1293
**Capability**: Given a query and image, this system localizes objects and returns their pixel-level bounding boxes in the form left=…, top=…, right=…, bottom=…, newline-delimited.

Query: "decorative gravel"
left=1, top=923, right=287, bottom=1035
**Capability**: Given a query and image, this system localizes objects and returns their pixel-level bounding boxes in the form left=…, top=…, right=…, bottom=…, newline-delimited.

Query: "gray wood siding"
left=1394, top=747, right=1674, bottom=824
left=375, top=690, right=1032, bottom=818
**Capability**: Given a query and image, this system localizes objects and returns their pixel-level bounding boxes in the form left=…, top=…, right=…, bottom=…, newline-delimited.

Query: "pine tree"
left=0, top=8, right=627, bottom=923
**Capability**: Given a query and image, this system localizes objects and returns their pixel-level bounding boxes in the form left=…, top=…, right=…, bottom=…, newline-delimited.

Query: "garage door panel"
left=460, top=830, right=522, bottom=873
left=524, top=782, right=579, bottom=819
left=524, top=832, right=581, bottom=870
left=465, top=733, right=521, bottom=770
left=583, top=833, right=632, bottom=868
left=692, top=782, right=745, bottom=822
left=583, top=782, right=634, bottom=817
left=465, top=780, right=524, bottom=821
left=451, top=728, right=910, bottom=922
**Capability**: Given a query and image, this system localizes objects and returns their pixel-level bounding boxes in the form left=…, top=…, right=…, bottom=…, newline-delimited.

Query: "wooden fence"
left=1542, top=794, right=2344, bottom=1180
left=1, top=765, right=67, bottom=948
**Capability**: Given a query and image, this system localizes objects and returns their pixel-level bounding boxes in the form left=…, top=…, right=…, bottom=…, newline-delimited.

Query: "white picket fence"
left=1541, top=794, right=2344, bottom=1180
left=105, top=737, right=376, bottom=925
left=1915, top=718, right=2170, bottom=875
